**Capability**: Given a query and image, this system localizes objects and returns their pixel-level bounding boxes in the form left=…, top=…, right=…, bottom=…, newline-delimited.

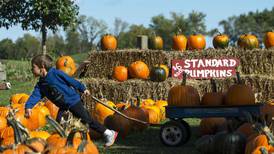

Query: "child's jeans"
left=56, top=101, right=106, bottom=134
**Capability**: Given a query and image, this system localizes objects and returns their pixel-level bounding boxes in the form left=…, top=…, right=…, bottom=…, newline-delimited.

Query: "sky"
left=0, top=0, right=273, bottom=47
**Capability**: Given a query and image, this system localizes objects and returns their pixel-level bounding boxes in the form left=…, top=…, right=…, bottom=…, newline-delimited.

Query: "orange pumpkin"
left=101, top=34, right=117, bottom=51
left=236, top=122, right=255, bottom=138
left=201, top=79, right=224, bottom=106
left=112, top=66, right=128, bottom=82
left=199, top=117, right=227, bottom=135
left=172, top=34, right=188, bottom=51
left=0, top=106, right=9, bottom=117
left=128, top=61, right=150, bottom=79
left=56, top=55, right=77, bottom=76
left=213, top=33, right=229, bottom=49
left=264, top=31, right=274, bottom=49
left=187, top=34, right=206, bottom=50
left=237, top=34, right=259, bottom=49
left=93, top=100, right=116, bottom=124
left=10, top=93, right=27, bottom=104
left=44, top=99, right=59, bottom=120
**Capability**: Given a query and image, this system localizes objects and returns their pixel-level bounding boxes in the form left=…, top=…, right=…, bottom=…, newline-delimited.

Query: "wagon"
left=160, top=104, right=262, bottom=146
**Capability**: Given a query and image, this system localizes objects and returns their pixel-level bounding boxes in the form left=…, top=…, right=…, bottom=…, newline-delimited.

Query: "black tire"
left=180, top=120, right=191, bottom=142
left=160, top=120, right=190, bottom=146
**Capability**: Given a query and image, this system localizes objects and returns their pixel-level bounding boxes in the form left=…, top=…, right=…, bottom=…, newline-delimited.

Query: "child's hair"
left=31, top=54, right=53, bottom=71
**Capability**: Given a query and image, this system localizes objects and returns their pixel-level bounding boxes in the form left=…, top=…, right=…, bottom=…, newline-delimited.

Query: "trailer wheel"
left=160, top=120, right=189, bottom=146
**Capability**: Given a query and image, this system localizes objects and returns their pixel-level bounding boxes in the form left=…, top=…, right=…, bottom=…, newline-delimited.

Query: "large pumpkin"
left=168, top=72, right=200, bottom=106
left=213, top=33, right=229, bottom=49
left=112, top=66, right=128, bottom=82
left=150, top=66, right=166, bottom=82
left=101, top=34, right=117, bottom=51
left=172, top=34, right=188, bottom=51
left=224, top=72, right=255, bottom=106
left=201, top=79, right=224, bottom=106
left=129, top=61, right=150, bottom=79
left=264, top=31, right=274, bottom=49
left=237, top=34, right=259, bottom=49
left=56, top=55, right=77, bottom=76
left=93, top=100, right=116, bottom=124
left=187, top=34, right=206, bottom=50
left=149, top=36, right=164, bottom=50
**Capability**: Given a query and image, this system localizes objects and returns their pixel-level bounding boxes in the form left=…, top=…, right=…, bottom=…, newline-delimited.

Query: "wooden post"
left=136, top=35, right=148, bottom=49
left=0, top=62, right=6, bottom=81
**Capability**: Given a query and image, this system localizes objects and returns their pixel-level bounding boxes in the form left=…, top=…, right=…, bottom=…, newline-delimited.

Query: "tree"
left=113, top=18, right=129, bottom=37
left=0, top=39, right=16, bottom=59
left=0, top=0, right=79, bottom=54
left=15, top=33, right=41, bottom=59
left=46, top=33, right=66, bottom=55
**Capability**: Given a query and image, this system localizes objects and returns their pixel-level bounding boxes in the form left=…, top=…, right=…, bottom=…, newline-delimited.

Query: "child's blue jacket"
left=25, top=68, right=86, bottom=109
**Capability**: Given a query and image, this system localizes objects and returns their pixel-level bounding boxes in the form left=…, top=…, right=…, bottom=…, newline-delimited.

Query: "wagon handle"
left=91, top=96, right=149, bottom=126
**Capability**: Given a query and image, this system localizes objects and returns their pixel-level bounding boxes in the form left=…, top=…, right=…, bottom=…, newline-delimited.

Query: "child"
left=24, top=54, right=118, bottom=147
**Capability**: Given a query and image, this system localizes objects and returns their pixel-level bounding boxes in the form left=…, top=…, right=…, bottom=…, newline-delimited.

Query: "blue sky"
left=0, top=0, right=273, bottom=46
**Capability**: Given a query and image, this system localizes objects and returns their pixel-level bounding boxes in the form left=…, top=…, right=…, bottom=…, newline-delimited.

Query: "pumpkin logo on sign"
left=172, top=58, right=240, bottom=79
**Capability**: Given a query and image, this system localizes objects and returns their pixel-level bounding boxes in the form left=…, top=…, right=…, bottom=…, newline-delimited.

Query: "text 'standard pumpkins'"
left=168, top=72, right=200, bottom=106
left=129, top=61, right=150, bottom=79
left=201, top=79, right=224, bottom=106
left=172, top=34, right=187, bottom=51
left=56, top=56, right=77, bottom=76
left=264, top=31, right=274, bottom=49
left=213, top=33, right=229, bottom=49
left=101, top=34, right=117, bottom=51
left=224, top=72, right=255, bottom=105
left=149, top=36, right=164, bottom=50
left=187, top=34, right=206, bottom=50
left=237, top=34, right=259, bottom=49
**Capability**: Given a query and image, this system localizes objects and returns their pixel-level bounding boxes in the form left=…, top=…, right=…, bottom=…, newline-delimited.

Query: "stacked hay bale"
left=78, top=48, right=274, bottom=109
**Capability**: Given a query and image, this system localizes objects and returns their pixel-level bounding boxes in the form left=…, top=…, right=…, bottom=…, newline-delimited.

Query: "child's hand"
left=25, top=108, right=32, bottom=118
left=84, top=89, right=91, bottom=96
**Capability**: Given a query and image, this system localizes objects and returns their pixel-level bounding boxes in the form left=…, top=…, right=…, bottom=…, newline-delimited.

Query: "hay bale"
left=77, top=48, right=274, bottom=78
left=80, top=75, right=274, bottom=109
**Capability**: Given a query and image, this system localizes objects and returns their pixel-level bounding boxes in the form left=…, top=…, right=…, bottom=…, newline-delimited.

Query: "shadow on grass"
left=96, top=125, right=201, bottom=154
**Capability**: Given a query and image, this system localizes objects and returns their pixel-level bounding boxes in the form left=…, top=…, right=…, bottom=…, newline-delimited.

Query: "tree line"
left=1, top=6, right=274, bottom=60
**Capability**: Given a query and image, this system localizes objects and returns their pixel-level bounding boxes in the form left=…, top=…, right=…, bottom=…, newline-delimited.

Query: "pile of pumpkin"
left=168, top=72, right=255, bottom=107
left=0, top=93, right=99, bottom=153
left=91, top=98, right=168, bottom=138
left=100, top=31, right=274, bottom=51
left=113, top=61, right=169, bottom=82
left=196, top=99, right=274, bottom=154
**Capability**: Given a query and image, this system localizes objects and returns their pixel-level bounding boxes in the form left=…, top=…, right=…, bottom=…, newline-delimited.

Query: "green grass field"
left=0, top=53, right=201, bottom=154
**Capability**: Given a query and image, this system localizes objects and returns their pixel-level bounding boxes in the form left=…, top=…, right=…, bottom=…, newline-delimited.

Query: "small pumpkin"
left=44, top=99, right=59, bottom=120
left=199, top=117, right=227, bottom=135
left=201, top=79, right=224, bottom=106
left=56, top=55, right=77, bottom=76
left=213, top=32, right=229, bottom=49
left=168, top=72, right=200, bottom=106
left=187, top=34, right=206, bottom=50
left=93, top=100, right=116, bottom=124
left=149, top=36, right=164, bottom=50
left=237, top=34, right=259, bottom=49
left=101, top=34, right=117, bottom=51
left=172, top=34, right=188, bottom=51
left=264, top=31, right=274, bottom=49
left=112, top=66, right=128, bottom=82
left=150, top=66, right=167, bottom=82
left=224, top=72, right=255, bottom=106
left=129, top=61, right=150, bottom=79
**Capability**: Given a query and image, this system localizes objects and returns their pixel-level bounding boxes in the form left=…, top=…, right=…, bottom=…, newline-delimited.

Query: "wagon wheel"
left=160, top=120, right=190, bottom=146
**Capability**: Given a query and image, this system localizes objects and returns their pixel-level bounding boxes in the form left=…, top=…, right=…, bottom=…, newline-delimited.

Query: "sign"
left=172, top=58, right=240, bottom=79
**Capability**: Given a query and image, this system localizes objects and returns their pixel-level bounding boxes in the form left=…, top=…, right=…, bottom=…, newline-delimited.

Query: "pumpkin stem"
left=181, top=72, right=187, bottom=86
left=177, top=28, right=182, bottom=35
left=210, top=79, right=217, bottom=92
left=46, top=115, right=66, bottom=137
left=14, top=119, right=30, bottom=142
left=8, top=119, right=21, bottom=145
left=77, top=130, right=89, bottom=152
left=136, top=96, right=141, bottom=107
left=66, top=128, right=80, bottom=147
left=259, top=147, right=269, bottom=154
left=236, top=72, right=242, bottom=84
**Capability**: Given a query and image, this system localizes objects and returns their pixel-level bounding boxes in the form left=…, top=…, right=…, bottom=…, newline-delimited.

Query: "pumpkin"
left=141, top=99, right=155, bottom=106
left=56, top=55, right=77, bottom=76
left=213, top=32, right=229, bottom=49
left=93, top=100, right=116, bottom=124
left=112, top=66, right=128, bottom=82
left=199, top=118, right=227, bottom=135
left=141, top=105, right=160, bottom=124
left=44, top=99, right=59, bottom=119
left=124, top=104, right=149, bottom=131
left=150, top=66, right=167, bottom=82
left=246, top=135, right=270, bottom=154
left=158, top=64, right=169, bottom=78
left=10, top=93, right=27, bottom=104
left=251, top=146, right=269, bottom=154
left=101, top=34, right=117, bottom=51
left=237, top=34, right=259, bottom=49
left=201, top=79, right=224, bottom=106
left=129, top=61, right=150, bottom=79
left=264, top=31, right=274, bottom=49
left=149, top=36, right=164, bottom=50
left=168, top=72, right=200, bottom=106
left=260, top=99, right=274, bottom=126
left=30, top=131, right=51, bottom=140
left=25, top=138, right=47, bottom=153
left=75, top=131, right=99, bottom=154
left=187, top=34, right=206, bottom=50
left=17, top=94, right=30, bottom=104
left=236, top=122, right=255, bottom=138
left=195, top=135, right=215, bottom=154
left=0, top=116, right=7, bottom=131
left=155, top=100, right=168, bottom=121
left=0, top=106, right=9, bottom=117
left=224, top=72, right=255, bottom=105
left=104, top=113, right=131, bottom=138
left=172, top=34, right=188, bottom=51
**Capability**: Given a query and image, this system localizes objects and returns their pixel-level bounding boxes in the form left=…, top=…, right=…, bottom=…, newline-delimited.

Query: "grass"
left=0, top=53, right=202, bottom=154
